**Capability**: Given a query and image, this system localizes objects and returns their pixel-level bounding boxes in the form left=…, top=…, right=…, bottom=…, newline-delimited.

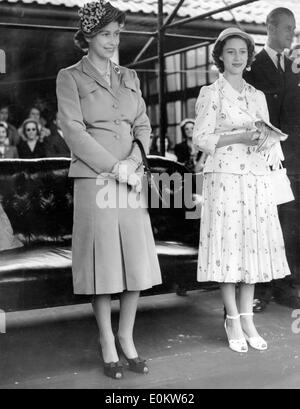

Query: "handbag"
left=132, top=139, right=167, bottom=207
left=269, top=162, right=295, bottom=205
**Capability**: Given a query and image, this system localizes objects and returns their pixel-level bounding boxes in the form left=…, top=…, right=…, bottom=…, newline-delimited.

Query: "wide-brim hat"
left=77, top=1, right=125, bottom=38
left=215, top=27, right=255, bottom=47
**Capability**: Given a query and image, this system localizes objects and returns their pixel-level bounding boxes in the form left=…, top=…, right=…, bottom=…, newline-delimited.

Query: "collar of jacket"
left=217, top=74, right=258, bottom=122
left=80, top=55, right=125, bottom=98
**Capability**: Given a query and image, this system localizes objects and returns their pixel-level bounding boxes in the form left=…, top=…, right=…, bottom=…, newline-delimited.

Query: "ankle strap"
left=240, top=312, right=254, bottom=316
left=226, top=314, right=240, bottom=320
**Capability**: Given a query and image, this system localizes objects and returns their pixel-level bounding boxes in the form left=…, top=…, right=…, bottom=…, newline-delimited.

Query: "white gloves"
left=111, top=160, right=144, bottom=193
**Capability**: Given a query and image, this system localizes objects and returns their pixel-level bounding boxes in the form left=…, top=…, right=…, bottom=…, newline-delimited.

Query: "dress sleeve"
left=193, top=86, right=220, bottom=156
left=257, top=90, right=270, bottom=122
left=56, top=69, right=119, bottom=174
left=131, top=69, right=152, bottom=155
left=256, top=90, right=284, bottom=166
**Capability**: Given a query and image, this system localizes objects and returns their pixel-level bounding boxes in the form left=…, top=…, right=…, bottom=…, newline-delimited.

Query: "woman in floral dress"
left=193, top=28, right=291, bottom=353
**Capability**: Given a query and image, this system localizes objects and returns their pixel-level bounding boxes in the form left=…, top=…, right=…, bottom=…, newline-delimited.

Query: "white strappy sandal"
left=224, top=315, right=248, bottom=353
left=240, top=312, right=268, bottom=351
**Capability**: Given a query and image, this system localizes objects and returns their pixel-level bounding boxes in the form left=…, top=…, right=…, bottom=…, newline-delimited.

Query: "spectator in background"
left=46, top=113, right=71, bottom=158
left=150, top=135, right=177, bottom=161
left=0, top=105, right=20, bottom=147
left=17, top=119, right=46, bottom=159
left=175, top=119, right=203, bottom=172
left=0, top=123, right=18, bottom=158
left=18, top=106, right=51, bottom=142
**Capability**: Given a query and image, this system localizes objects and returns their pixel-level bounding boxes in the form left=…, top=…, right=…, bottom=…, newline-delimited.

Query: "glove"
left=128, top=173, right=143, bottom=193
left=112, top=159, right=137, bottom=184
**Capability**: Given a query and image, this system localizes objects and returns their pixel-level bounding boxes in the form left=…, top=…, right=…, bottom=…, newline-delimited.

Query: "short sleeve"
left=193, top=86, right=220, bottom=156
left=257, top=90, right=270, bottom=122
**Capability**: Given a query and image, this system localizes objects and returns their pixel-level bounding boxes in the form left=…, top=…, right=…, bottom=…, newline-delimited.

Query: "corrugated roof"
left=1, top=0, right=300, bottom=28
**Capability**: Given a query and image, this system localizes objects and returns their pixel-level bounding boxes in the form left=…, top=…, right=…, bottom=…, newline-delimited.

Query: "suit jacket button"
left=114, top=134, right=120, bottom=139
left=274, top=94, right=278, bottom=98
left=113, top=103, right=119, bottom=109
left=115, top=119, right=121, bottom=125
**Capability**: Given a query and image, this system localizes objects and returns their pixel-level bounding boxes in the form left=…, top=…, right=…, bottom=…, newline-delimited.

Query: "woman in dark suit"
left=56, top=1, right=161, bottom=380
left=17, top=119, right=46, bottom=159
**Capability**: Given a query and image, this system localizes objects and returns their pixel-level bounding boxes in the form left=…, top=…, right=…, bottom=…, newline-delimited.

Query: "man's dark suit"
left=245, top=49, right=300, bottom=172
left=245, top=49, right=300, bottom=306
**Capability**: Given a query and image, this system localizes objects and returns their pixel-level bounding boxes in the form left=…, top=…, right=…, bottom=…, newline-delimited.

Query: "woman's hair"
left=0, top=122, right=8, bottom=137
left=212, top=35, right=255, bottom=73
left=74, top=13, right=126, bottom=52
left=22, top=119, right=40, bottom=140
left=180, top=119, right=195, bottom=139
left=266, top=7, right=295, bottom=27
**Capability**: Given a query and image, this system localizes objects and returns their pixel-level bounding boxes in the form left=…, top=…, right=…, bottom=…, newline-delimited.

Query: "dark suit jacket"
left=45, top=127, right=71, bottom=158
left=174, top=141, right=202, bottom=172
left=17, top=140, right=47, bottom=159
left=0, top=145, right=19, bottom=159
left=245, top=49, right=300, bottom=173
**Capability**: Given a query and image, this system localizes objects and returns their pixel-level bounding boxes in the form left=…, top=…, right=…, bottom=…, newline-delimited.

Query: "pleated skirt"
left=72, top=177, right=162, bottom=294
left=198, top=172, right=291, bottom=284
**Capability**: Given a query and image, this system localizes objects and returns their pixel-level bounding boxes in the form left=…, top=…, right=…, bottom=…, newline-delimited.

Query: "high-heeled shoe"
left=103, top=361, right=124, bottom=380
left=240, top=312, right=268, bottom=351
left=116, top=337, right=149, bottom=374
left=99, top=343, right=124, bottom=380
left=224, top=314, right=248, bottom=353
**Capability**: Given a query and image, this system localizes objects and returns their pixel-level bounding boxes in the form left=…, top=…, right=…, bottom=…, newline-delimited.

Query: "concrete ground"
left=0, top=289, right=299, bottom=389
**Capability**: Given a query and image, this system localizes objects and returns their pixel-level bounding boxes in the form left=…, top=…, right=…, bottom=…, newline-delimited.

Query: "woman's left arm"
left=126, top=70, right=151, bottom=166
left=257, top=90, right=284, bottom=166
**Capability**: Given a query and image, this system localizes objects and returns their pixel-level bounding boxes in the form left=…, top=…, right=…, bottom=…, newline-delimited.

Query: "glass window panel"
left=197, top=66, right=207, bottom=86
left=149, top=75, right=158, bottom=95
left=167, top=101, right=176, bottom=124
left=186, top=68, right=197, bottom=88
left=186, top=98, right=197, bottom=119
left=186, top=50, right=196, bottom=68
left=167, top=73, right=181, bottom=92
left=149, top=104, right=159, bottom=126
left=197, top=47, right=206, bottom=65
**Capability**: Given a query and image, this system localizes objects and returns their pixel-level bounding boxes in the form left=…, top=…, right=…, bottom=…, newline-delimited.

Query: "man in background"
left=245, top=7, right=300, bottom=311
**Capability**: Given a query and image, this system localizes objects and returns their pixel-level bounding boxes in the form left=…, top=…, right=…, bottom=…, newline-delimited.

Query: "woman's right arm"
left=216, top=131, right=259, bottom=148
left=193, top=86, right=259, bottom=154
left=56, top=69, right=119, bottom=174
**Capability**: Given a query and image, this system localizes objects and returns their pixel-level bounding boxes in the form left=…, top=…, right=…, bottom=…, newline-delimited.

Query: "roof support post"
left=158, top=0, right=167, bottom=156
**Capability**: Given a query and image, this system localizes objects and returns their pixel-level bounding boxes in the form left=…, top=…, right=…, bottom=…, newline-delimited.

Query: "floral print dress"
left=193, top=75, right=291, bottom=284
left=0, top=203, right=22, bottom=251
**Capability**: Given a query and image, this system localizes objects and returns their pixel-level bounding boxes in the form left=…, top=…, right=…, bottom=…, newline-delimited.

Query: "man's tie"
left=277, top=53, right=284, bottom=75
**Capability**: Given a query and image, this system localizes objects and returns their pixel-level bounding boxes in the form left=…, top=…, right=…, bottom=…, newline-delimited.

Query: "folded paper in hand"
left=255, top=120, right=288, bottom=152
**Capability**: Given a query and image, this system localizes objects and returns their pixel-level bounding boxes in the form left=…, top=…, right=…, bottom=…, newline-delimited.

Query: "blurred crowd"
left=150, top=118, right=204, bottom=173
left=0, top=104, right=71, bottom=159
left=0, top=102, right=203, bottom=173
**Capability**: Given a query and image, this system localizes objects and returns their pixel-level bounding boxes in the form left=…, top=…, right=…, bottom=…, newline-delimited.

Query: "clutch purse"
left=255, top=120, right=288, bottom=152
left=269, top=162, right=295, bottom=205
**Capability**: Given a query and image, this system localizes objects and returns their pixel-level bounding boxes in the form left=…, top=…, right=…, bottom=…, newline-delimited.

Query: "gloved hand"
left=128, top=173, right=143, bottom=193
left=112, top=158, right=138, bottom=184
